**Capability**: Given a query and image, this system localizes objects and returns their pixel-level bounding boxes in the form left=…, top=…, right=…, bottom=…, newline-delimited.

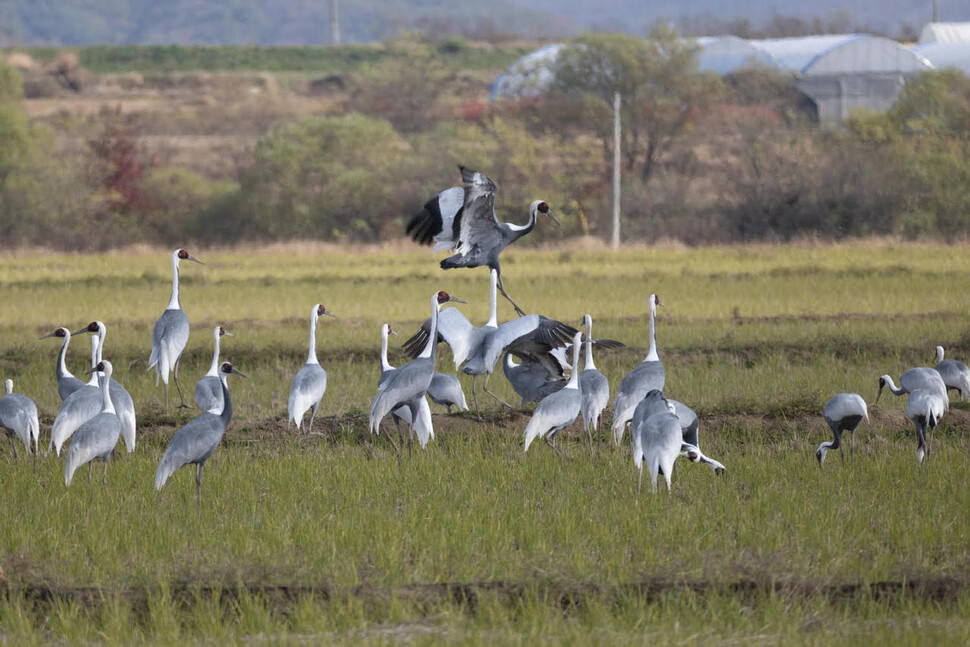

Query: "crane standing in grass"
left=64, top=361, right=121, bottom=487
left=288, top=304, right=336, bottom=434
left=0, top=379, right=40, bottom=458
left=196, top=326, right=233, bottom=412
left=149, top=249, right=204, bottom=408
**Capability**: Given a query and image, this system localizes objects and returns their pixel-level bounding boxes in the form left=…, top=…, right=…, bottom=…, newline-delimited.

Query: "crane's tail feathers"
left=122, top=411, right=136, bottom=452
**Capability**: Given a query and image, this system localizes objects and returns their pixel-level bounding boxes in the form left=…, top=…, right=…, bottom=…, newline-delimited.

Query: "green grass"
left=2, top=241, right=970, bottom=642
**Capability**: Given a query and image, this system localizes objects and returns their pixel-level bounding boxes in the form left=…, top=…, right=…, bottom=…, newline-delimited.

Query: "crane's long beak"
left=657, top=300, right=665, bottom=308
left=223, top=331, right=234, bottom=337
left=323, top=310, right=337, bottom=319
left=39, top=331, right=58, bottom=339
left=73, top=327, right=93, bottom=335
left=188, top=255, right=205, bottom=265
left=448, top=296, right=467, bottom=304
left=389, top=330, right=399, bottom=336
left=230, top=367, right=248, bottom=378
left=545, top=210, right=561, bottom=225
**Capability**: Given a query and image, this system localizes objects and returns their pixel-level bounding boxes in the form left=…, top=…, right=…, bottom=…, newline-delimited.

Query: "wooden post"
left=611, top=91, right=621, bottom=250
left=330, top=0, right=341, bottom=45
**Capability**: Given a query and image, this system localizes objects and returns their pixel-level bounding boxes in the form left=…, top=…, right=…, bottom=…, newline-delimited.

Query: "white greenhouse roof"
left=489, top=43, right=564, bottom=101
left=913, top=42, right=970, bottom=74
left=919, top=22, right=970, bottom=44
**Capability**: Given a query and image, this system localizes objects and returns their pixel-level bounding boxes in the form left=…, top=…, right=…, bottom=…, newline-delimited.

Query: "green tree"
left=548, top=26, right=719, bottom=183
left=888, top=69, right=970, bottom=136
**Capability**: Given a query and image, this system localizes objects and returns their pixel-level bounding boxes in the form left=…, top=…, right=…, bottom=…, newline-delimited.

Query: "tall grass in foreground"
left=3, top=242, right=970, bottom=641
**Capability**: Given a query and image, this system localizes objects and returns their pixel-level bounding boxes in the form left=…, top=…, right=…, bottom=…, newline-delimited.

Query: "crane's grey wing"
left=453, top=167, right=501, bottom=259
left=580, top=369, right=609, bottom=427
left=523, top=387, right=580, bottom=451
left=195, top=375, right=224, bottom=412
left=150, top=309, right=190, bottom=367
left=406, top=186, right=464, bottom=252
left=288, top=363, right=328, bottom=424
left=613, top=361, right=667, bottom=443
left=59, top=376, right=87, bottom=402
left=64, top=412, right=121, bottom=485
left=401, top=307, right=477, bottom=365
left=370, top=358, right=433, bottom=432
left=504, top=352, right=567, bottom=405
left=480, top=315, right=578, bottom=374
left=154, top=413, right=225, bottom=490
left=667, top=399, right=700, bottom=446
left=823, top=393, right=869, bottom=427
left=50, top=385, right=101, bottom=455
left=109, top=379, right=137, bottom=452
left=428, top=373, right=468, bottom=410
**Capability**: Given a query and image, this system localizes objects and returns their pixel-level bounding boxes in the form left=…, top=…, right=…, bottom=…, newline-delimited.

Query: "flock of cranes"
left=2, top=166, right=969, bottom=499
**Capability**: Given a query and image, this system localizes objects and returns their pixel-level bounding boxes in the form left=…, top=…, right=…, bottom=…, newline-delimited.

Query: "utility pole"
left=330, top=0, right=341, bottom=45
left=611, top=91, right=621, bottom=251
left=933, top=0, right=939, bottom=22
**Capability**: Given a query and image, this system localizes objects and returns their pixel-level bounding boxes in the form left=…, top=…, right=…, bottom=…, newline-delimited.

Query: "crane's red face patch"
left=55, top=328, right=67, bottom=337
left=687, top=451, right=699, bottom=462
left=878, top=377, right=886, bottom=388
left=96, top=361, right=105, bottom=371
left=437, top=291, right=449, bottom=303
left=538, top=201, right=549, bottom=213
left=177, top=249, right=189, bottom=259
left=219, top=326, right=226, bottom=335
left=317, top=305, right=326, bottom=316
left=654, top=295, right=661, bottom=306
left=86, top=322, right=99, bottom=332
left=221, top=362, right=233, bottom=374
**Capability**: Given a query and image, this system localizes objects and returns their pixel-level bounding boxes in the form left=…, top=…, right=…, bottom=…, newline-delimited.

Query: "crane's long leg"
left=483, top=373, right=512, bottom=409
left=308, top=403, right=319, bottom=435
left=164, top=381, right=170, bottom=410
left=172, top=361, right=189, bottom=408
left=9, top=434, right=18, bottom=461
left=850, top=430, right=855, bottom=463
left=495, top=271, right=527, bottom=317
left=637, top=464, right=643, bottom=495
left=102, top=456, right=109, bottom=487
left=544, top=434, right=564, bottom=459
left=196, top=464, right=203, bottom=505
left=470, top=375, right=483, bottom=420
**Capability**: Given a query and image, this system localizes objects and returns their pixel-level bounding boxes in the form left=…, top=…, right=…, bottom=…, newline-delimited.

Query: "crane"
left=288, top=304, right=336, bottom=434
left=523, top=332, right=584, bottom=454
left=666, top=399, right=726, bottom=475
left=149, top=248, right=204, bottom=408
left=612, top=294, right=665, bottom=445
left=40, top=327, right=86, bottom=401
left=631, top=390, right=702, bottom=494
left=934, top=346, right=970, bottom=401
left=196, top=326, right=232, bottom=412
left=74, top=321, right=136, bottom=452
left=876, top=368, right=948, bottom=410
left=370, top=291, right=464, bottom=456
left=503, top=350, right=567, bottom=407
left=406, top=166, right=558, bottom=316
left=0, top=379, right=40, bottom=458
left=907, top=388, right=946, bottom=465
left=155, top=362, right=246, bottom=503
left=427, top=373, right=468, bottom=414
left=377, top=323, right=433, bottom=450
left=579, top=314, right=610, bottom=447
left=816, top=393, right=869, bottom=467
left=49, top=334, right=107, bottom=455
left=64, top=361, right=121, bottom=487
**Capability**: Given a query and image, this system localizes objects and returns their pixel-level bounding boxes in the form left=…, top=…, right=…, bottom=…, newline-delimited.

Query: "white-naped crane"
left=907, top=388, right=946, bottom=465
left=427, top=373, right=468, bottom=414
left=149, top=248, right=204, bottom=408
left=49, top=334, right=101, bottom=455
left=370, top=291, right=464, bottom=456
left=934, top=346, right=970, bottom=402
left=196, top=326, right=232, bottom=412
left=376, top=323, right=433, bottom=450
left=631, top=390, right=703, bottom=494
left=74, top=321, right=136, bottom=452
left=816, top=393, right=869, bottom=468
left=612, top=294, right=665, bottom=445
left=155, top=362, right=246, bottom=503
left=579, top=314, right=610, bottom=446
left=64, top=361, right=121, bottom=487
left=402, top=268, right=577, bottom=412
left=406, top=166, right=558, bottom=316
left=40, top=327, right=86, bottom=401
left=0, top=378, right=40, bottom=458
left=876, top=367, right=948, bottom=411
left=523, top=332, right=584, bottom=455
left=288, top=303, right=335, bottom=434
left=666, top=399, right=726, bottom=475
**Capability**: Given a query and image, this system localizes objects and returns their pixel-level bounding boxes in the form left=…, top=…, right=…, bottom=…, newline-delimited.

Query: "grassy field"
left=2, top=240, right=970, bottom=643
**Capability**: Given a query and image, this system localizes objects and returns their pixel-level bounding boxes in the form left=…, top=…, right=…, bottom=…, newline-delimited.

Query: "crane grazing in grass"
left=907, top=388, right=946, bottom=465
left=196, top=326, right=232, bottom=412
left=632, top=390, right=703, bottom=494
left=666, top=399, right=726, bottom=475
left=875, top=368, right=948, bottom=411
left=288, top=304, right=335, bottom=434
left=406, top=166, right=558, bottom=316
left=613, top=294, right=665, bottom=445
left=149, top=249, right=204, bottom=408
left=934, top=346, right=970, bottom=402
left=0, top=379, right=39, bottom=458
left=816, top=393, right=869, bottom=468
left=155, top=362, right=246, bottom=503
left=64, top=361, right=121, bottom=487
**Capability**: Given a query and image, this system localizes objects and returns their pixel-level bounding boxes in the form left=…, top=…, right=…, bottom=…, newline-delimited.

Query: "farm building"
left=492, top=34, right=933, bottom=125
left=913, top=42, right=970, bottom=75
left=918, top=22, right=970, bottom=44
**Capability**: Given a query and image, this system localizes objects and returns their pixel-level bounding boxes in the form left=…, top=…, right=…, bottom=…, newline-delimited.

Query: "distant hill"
left=0, top=0, right=967, bottom=46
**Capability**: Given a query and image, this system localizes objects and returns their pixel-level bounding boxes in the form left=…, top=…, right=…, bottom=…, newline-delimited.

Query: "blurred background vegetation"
left=1, top=33, right=969, bottom=250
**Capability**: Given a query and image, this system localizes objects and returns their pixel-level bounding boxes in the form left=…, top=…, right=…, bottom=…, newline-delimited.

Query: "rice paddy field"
left=3, top=240, right=970, bottom=644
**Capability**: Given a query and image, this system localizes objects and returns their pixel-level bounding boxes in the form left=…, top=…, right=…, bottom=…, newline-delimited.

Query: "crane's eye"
left=654, top=295, right=661, bottom=305
left=538, top=202, right=548, bottom=213
left=97, top=361, right=105, bottom=371
left=879, top=377, right=886, bottom=387
left=317, top=305, right=326, bottom=316
left=178, top=249, right=189, bottom=259
left=56, top=329, right=66, bottom=337
left=437, top=291, right=449, bottom=303
left=221, top=362, right=232, bottom=373
left=88, top=322, right=99, bottom=332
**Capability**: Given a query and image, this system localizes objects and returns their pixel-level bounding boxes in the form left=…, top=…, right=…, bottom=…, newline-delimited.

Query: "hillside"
left=2, top=0, right=968, bottom=46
